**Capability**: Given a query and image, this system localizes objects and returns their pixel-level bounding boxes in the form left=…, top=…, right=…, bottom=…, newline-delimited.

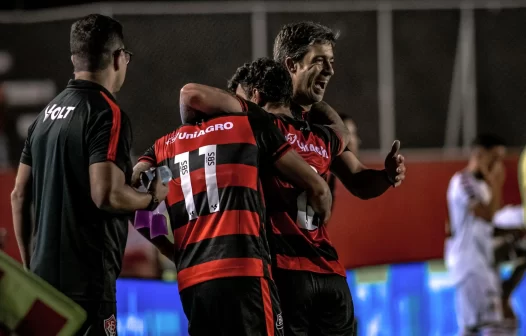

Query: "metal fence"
left=1, top=0, right=526, bottom=156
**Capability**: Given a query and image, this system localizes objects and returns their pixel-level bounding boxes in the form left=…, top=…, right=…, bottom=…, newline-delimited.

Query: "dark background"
left=1, top=1, right=525, bottom=155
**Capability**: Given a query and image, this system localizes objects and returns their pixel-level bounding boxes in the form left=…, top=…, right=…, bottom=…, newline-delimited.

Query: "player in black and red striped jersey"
left=182, top=57, right=357, bottom=336
left=267, top=21, right=406, bottom=335
left=133, top=83, right=333, bottom=336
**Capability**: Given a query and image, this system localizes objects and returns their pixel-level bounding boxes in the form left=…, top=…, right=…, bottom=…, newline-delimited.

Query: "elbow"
left=10, top=188, right=25, bottom=209
left=180, top=83, right=204, bottom=109
left=91, top=187, right=117, bottom=211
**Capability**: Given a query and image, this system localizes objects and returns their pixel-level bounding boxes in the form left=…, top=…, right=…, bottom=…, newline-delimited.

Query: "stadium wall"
left=1, top=156, right=521, bottom=268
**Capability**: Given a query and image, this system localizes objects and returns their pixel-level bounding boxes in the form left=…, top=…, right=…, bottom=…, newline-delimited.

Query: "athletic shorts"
left=75, top=301, right=117, bottom=336
left=273, top=269, right=355, bottom=336
left=179, top=277, right=284, bottom=336
left=455, top=272, right=503, bottom=332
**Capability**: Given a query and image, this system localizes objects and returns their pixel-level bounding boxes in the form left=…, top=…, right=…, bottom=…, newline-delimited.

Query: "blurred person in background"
left=327, top=116, right=361, bottom=208
left=10, top=14, right=168, bottom=336
left=445, top=134, right=512, bottom=336
left=270, top=21, right=405, bottom=335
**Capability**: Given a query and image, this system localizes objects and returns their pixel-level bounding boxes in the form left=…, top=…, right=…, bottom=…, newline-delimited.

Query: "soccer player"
left=445, top=134, right=508, bottom=336
left=10, top=14, right=169, bottom=335
left=237, top=21, right=403, bottom=335
left=133, top=81, right=333, bottom=336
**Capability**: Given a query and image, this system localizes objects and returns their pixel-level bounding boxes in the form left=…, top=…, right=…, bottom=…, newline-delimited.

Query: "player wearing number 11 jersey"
left=134, top=84, right=332, bottom=336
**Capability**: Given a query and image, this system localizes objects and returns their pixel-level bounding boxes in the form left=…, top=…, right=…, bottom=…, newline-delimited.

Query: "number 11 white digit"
left=174, top=145, right=219, bottom=220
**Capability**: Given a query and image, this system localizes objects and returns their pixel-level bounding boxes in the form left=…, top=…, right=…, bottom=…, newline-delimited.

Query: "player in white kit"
left=445, top=134, right=507, bottom=336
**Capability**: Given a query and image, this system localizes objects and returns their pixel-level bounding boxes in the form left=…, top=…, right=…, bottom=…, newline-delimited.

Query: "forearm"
left=274, top=150, right=329, bottom=198
left=342, top=169, right=392, bottom=200
left=11, top=198, right=32, bottom=267
left=331, top=151, right=391, bottom=199
left=180, top=83, right=243, bottom=116
left=102, top=186, right=152, bottom=214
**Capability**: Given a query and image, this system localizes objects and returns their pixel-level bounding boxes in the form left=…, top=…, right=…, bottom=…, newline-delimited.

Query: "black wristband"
left=145, top=191, right=160, bottom=211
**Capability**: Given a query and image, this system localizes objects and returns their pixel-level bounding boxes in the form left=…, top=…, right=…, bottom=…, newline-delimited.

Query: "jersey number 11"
left=174, top=145, right=219, bottom=220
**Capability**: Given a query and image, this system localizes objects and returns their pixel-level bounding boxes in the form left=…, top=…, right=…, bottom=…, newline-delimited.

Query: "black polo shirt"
left=20, top=79, right=132, bottom=302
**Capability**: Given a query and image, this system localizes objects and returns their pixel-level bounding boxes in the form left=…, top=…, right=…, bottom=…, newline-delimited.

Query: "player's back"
left=150, top=109, right=288, bottom=292
left=262, top=112, right=346, bottom=276
left=24, top=80, right=132, bottom=301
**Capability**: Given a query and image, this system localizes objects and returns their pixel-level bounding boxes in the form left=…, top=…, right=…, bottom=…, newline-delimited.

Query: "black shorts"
left=273, top=269, right=356, bottom=336
left=180, top=277, right=284, bottom=336
left=75, top=301, right=117, bottom=336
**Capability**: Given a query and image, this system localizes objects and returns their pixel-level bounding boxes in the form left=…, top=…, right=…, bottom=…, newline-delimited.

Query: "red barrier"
left=0, top=170, right=18, bottom=262
left=328, top=157, right=521, bottom=269
left=0, top=158, right=521, bottom=269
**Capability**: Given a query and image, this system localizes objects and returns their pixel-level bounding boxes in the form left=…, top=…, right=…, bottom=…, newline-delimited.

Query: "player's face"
left=345, top=119, right=361, bottom=155
left=290, top=43, right=334, bottom=105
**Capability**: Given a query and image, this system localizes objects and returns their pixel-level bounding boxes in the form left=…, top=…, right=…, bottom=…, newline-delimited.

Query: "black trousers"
left=180, top=277, right=284, bottom=336
left=75, top=301, right=117, bottom=336
left=273, top=269, right=356, bottom=336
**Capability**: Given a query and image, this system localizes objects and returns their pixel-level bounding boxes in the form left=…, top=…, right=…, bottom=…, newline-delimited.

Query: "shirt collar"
left=67, top=79, right=117, bottom=103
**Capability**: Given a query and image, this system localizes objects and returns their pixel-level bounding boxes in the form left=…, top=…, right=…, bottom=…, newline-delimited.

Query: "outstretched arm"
left=179, top=83, right=245, bottom=123
left=311, top=101, right=405, bottom=200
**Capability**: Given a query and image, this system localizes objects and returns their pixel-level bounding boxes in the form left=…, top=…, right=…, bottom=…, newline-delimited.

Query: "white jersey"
left=445, top=171, right=496, bottom=285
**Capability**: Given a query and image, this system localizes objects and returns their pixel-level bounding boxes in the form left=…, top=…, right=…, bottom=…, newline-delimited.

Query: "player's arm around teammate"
left=178, top=83, right=333, bottom=223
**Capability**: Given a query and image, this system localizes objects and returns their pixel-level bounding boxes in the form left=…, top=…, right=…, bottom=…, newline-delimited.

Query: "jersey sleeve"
left=138, top=144, right=157, bottom=165
left=320, top=125, right=345, bottom=158
left=19, top=119, right=38, bottom=166
left=244, top=100, right=292, bottom=162
left=86, top=108, right=132, bottom=173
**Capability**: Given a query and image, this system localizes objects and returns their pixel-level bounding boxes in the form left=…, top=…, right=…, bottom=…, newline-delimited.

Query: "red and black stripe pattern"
left=152, top=114, right=273, bottom=291
left=264, top=113, right=347, bottom=277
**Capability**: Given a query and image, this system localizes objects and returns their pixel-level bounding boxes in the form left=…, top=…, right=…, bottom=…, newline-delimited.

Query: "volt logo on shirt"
left=43, top=104, right=75, bottom=122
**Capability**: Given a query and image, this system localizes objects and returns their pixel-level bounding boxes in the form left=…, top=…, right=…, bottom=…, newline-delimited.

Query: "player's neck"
left=292, top=93, right=313, bottom=112
left=74, top=71, right=115, bottom=95
left=266, top=104, right=293, bottom=117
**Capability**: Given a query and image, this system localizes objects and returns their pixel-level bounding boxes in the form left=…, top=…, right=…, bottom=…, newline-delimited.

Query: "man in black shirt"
left=10, top=14, right=168, bottom=335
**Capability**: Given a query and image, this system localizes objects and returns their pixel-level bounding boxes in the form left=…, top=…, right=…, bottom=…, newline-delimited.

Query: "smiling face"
left=287, top=43, right=335, bottom=108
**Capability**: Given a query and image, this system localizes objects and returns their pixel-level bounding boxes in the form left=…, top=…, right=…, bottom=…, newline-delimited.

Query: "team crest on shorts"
left=276, top=313, right=284, bottom=330
left=103, top=314, right=117, bottom=336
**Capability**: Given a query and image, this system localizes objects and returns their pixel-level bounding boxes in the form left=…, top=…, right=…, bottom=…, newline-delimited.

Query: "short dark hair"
left=273, top=21, right=339, bottom=65
left=70, top=14, right=124, bottom=72
left=227, top=58, right=293, bottom=107
left=471, top=133, right=506, bottom=149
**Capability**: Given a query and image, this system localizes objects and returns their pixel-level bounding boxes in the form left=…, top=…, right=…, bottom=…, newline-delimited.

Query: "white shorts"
left=455, top=271, right=503, bottom=331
